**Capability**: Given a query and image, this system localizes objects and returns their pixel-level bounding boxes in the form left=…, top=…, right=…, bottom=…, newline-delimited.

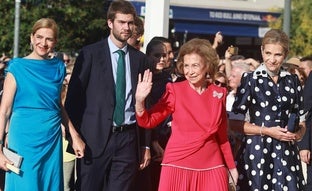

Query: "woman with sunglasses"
left=132, top=39, right=172, bottom=191
left=214, top=72, right=228, bottom=88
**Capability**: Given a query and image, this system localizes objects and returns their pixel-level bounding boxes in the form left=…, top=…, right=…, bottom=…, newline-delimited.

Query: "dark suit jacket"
left=298, top=72, right=312, bottom=151
left=65, top=38, right=150, bottom=158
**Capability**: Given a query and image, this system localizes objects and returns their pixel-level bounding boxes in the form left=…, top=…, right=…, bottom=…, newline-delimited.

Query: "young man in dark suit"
left=65, top=0, right=151, bottom=190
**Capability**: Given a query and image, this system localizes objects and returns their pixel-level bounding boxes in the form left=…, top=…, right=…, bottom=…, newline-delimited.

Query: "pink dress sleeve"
left=136, top=83, right=174, bottom=129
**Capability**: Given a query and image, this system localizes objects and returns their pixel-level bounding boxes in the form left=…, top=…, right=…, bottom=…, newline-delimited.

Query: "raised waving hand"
left=135, top=69, right=153, bottom=114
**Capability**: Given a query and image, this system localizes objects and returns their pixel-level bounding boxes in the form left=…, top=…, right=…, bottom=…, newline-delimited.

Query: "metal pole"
left=13, top=0, right=21, bottom=58
left=283, top=0, right=291, bottom=37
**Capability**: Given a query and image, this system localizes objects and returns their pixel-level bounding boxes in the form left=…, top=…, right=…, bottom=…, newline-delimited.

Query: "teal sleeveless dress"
left=5, top=57, right=65, bottom=191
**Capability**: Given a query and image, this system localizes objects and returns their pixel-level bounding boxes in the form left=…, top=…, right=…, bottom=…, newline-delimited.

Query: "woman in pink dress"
left=135, top=38, right=238, bottom=191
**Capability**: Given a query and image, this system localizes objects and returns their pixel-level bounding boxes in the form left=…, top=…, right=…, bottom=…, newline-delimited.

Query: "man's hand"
left=139, top=147, right=151, bottom=170
left=152, top=141, right=164, bottom=162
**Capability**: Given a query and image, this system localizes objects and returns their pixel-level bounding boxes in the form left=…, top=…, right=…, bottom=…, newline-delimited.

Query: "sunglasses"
left=153, top=53, right=167, bottom=59
left=214, top=80, right=227, bottom=87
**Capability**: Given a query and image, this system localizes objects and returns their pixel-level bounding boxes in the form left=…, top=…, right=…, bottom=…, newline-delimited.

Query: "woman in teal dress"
left=0, top=18, right=85, bottom=191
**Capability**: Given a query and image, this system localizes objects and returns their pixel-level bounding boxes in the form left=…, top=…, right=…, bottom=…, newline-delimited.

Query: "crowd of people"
left=0, top=0, right=312, bottom=191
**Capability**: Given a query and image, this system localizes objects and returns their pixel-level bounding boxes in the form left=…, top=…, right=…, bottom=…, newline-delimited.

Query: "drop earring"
left=30, top=42, right=33, bottom=51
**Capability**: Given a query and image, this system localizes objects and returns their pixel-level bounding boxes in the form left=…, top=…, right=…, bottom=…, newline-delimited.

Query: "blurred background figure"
left=213, top=71, right=228, bottom=89
left=212, top=31, right=223, bottom=50
left=50, top=50, right=77, bottom=191
left=284, top=56, right=301, bottom=69
left=146, top=39, right=172, bottom=191
left=222, top=46, right=260, bottom=78
left=284, top=57, right=307, bottom=86
left=151, top=36, right=186, bottom=82
left=0, top=53, right=10, bottom=191
left=61, top=62, right=76, bottom=191
left=0, top=53, right=10, bottom=101
left=217, top=61, right=226, bottom=74
left=132, top=39, right=171, bottom=191
left=150, top=37, right=174, bottom=69
left=226, top=62, right=251, bottom=156
left=293, top=55, right=312, bottom=190
left=286, top=64, right=307, bottom=86
left=226, top=62, right=251, bottom=113
left=299, top=69, right=312, bottom=191
left=63, top=53, right=71, bottom=66
left=127, top=16, right=144, bottom=50
left=300, top=55, right=312, bottom=78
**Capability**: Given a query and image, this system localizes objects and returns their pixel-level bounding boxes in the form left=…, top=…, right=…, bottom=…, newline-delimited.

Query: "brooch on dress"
left=213, top=90, right=223, bottom=99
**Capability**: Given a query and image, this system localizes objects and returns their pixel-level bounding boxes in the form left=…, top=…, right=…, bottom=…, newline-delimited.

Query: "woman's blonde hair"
left=31, top=18, right=59, bottom=40
left=261, top=29, right=289, bottom=55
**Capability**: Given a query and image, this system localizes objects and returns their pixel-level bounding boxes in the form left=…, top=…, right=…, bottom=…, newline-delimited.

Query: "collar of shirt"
left=253, top=63, right=289, bottom=78
left=107, top=37, right=135, bottom=125
left=108, top=37, right=128, bottom=55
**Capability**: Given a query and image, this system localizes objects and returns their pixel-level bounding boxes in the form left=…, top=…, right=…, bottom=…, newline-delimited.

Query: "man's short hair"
left=300, top=55, right=312, bottom=62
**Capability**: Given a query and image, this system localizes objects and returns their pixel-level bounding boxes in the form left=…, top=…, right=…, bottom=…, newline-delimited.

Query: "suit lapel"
left=128, top=47, right=142, bottom=98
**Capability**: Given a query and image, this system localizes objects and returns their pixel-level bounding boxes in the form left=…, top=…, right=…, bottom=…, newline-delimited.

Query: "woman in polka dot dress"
left=230, top=29, right=306, bottom=191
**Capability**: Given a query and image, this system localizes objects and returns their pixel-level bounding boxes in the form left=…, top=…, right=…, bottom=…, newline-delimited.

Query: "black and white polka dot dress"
left=232, top=64, right=305, bottom=191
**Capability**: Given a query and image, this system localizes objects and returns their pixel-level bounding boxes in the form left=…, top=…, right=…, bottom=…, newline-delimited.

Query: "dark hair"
left=300, top=55, right=312, bottom=62
left=146, top=40, right=165, bottom=56
left=107, top=0, right=137, bottom=21
left=150, top=36, right=171, bottom=44
left=134, top=16, right=144, bottom=36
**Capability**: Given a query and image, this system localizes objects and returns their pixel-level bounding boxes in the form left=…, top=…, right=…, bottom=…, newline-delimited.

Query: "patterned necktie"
left=113, top=50, right=126, bottom=126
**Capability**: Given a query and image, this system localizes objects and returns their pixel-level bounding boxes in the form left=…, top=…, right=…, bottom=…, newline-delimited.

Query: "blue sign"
left=131, top=1, right=281, bottom=37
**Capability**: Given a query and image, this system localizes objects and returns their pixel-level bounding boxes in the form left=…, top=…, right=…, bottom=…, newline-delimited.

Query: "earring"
left=30, top=42, right=33, bottom=51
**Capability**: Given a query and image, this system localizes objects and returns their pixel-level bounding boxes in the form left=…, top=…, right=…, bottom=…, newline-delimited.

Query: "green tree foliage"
left=0, top=0, right=15, bottom=55
left=0, top=0, right=109, bottom=57
left=290, top=0, right=312, bottom=57
left=270, top=0, right=312, bottom=57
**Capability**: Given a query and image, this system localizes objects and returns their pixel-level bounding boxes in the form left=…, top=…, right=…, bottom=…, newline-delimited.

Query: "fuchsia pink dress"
left=136, top=80, right=236, bottom=191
